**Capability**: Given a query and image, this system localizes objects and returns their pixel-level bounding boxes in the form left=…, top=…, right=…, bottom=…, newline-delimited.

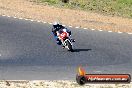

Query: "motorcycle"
left=57, top=29, right=74, bottom=52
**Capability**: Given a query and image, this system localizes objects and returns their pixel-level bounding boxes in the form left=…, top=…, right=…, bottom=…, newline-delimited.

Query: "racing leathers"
left=52, top=24, right=71, bottom=45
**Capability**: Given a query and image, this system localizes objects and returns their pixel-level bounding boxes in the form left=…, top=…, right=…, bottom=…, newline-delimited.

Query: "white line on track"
left=37, top=20, right=41, bottom=23
left=30, top=20, right=34, bottom=21
left=7, top=16, right=11, bottom=18
left=108, top=31, right=112, bottom=32
left=19, top=18, right=23, bottom=20
left=24, top=19, right=29, bottom=20
left=13, top=17, right=17, bottom=18
left=84, top=28, right=87, bottom=29
left=118, top=31, right=123, bottom=34
left=43, top=21, right=47, bottom=23
left=69, top=26, right=72, bottom=28
left=128, top=33, right=132, bottom=35
left=2, top=15, right=6, bottom=16
left=99, top=30, right=103, bottom=31
left=1, top=15, right=132, bottom=35
left=49, top=22, right=52, bottom=24
left=91, top=29, right=95, bottom=30
left=62, top=25, right=66, bottom=26
left=75, top=27, right=79, bottom=28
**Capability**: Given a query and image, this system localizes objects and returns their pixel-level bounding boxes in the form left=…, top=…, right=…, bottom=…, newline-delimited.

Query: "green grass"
left=38, top=0, right=59, bottom=4
left=36, top=0, right=132, bottom=18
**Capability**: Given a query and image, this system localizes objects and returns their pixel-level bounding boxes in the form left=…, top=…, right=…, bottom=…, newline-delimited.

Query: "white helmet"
left=53, top=21, right=59, bottom=25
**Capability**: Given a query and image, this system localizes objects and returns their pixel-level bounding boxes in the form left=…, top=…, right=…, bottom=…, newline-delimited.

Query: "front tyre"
left=65, top=40, right=73, bottom=51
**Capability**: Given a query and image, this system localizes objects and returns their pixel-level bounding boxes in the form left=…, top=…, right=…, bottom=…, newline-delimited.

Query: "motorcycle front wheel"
left=65, top=40, right=73, bottom=52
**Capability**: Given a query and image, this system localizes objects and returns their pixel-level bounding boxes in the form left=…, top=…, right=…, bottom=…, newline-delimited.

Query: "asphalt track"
left=0, top=16, right=132, bottom=80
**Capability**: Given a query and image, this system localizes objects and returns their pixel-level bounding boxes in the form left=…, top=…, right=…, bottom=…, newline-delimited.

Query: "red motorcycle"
left=57, top=29, right=74, bottom=51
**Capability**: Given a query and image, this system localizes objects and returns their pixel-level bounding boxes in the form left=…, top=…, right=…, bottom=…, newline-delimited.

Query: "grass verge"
left=35, top=0, right=132, bottom=18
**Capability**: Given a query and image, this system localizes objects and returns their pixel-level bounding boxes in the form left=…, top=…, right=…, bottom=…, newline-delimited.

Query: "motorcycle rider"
left=52, top=21, right=74, bottom=48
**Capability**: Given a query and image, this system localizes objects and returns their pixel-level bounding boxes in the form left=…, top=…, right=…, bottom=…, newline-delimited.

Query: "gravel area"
left=0, top=80, right=131, bottom=88
left=0, top=0, right=132, bottom=32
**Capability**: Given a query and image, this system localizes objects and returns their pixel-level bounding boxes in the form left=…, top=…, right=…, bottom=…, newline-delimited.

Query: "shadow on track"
left=73, top=49, right=92, bottom=52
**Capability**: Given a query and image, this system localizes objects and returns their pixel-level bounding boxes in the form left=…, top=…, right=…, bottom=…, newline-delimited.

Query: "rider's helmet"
left=53, top=21, right=60, bottom=26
